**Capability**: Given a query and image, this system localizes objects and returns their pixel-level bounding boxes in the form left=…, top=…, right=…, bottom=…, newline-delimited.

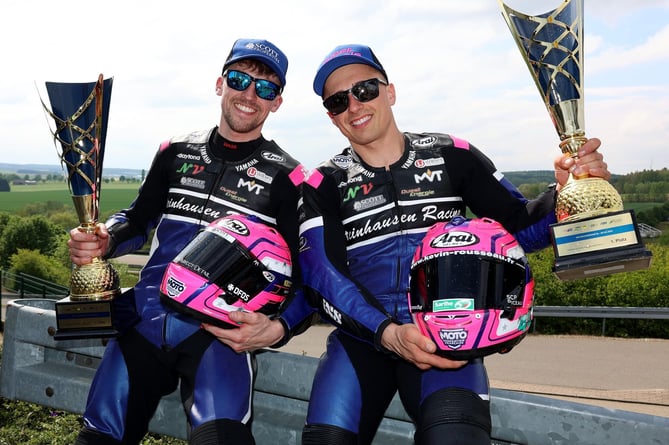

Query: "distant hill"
left=0, top=164, right=625, bottom=185
left=504, top=170, right=624, bottom=185
left=0, top=163, right=142, bottom=179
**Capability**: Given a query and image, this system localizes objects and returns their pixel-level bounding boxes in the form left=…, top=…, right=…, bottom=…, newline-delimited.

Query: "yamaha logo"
left=431, top=231, right=479, bottom=248
left=219, top=218, right=250, bottom=236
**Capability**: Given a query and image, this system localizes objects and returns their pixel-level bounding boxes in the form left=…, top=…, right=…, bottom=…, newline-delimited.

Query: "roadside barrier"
left=1, top=298, right=668, bottom=445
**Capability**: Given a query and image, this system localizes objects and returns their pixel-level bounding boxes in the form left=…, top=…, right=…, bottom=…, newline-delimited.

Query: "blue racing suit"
left=298, top=132, right=556, bottom=444
left=75, top=128, right=314, bottom=445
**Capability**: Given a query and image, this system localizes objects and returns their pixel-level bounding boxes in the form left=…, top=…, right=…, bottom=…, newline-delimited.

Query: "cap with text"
left=313, top=44, right=388, bottom=97
left=223, top=38, right=288, bottom=87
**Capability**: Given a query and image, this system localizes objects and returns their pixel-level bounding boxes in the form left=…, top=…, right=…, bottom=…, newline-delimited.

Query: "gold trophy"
left=498, top=0, right=652, bottom=280
left=40, top=74, right=121, bottom=339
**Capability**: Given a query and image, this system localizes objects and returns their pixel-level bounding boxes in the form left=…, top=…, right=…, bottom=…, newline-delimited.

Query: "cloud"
left=1, top=0, right=667, bottom=175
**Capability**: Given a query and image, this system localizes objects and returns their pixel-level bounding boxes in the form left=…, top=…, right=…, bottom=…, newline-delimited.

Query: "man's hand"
left=380, top=323, right=467, bottom=371
left=67, top=223, right=110, bottom=266
left=201, top=311, right=286, bottom=353
left=554, top=137, right=611, bottom=188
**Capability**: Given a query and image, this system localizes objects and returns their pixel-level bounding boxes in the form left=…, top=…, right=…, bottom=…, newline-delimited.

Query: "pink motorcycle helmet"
left=160, top=214, right=292, bottom=328
left=409, top=216, right=534, bottom=360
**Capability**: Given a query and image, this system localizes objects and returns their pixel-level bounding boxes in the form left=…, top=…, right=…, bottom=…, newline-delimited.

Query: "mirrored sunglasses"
left=322, top=78, right=388, bottom=115
left=225, top=70, right=282, bottom=101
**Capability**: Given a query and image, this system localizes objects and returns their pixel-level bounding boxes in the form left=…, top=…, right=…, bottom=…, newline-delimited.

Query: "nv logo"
left=343, top=183, right=374, bottom=202
left=177, top=163, right=205, bottom=174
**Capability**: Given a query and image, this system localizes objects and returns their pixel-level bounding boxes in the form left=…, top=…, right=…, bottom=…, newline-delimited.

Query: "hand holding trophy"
left=498, top=0, right=652, bottom=280
left=40, top=74, right=121, bottom=339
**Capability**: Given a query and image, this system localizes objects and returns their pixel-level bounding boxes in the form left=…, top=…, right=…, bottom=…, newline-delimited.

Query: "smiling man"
left=298, top=43, right=613, bottom=445
left=67, top=38, right=314, bottom=445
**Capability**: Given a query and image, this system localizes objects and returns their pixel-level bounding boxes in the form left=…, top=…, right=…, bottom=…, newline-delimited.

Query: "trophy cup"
left=498, top=0, right=652, bottom=280
left=40, top=74, right=121, bottom=339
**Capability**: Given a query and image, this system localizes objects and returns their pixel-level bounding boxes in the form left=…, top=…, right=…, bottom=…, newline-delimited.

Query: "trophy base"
left=54, top=296, right=119, bottom=340
left=550, top=209, right=652, bottom=281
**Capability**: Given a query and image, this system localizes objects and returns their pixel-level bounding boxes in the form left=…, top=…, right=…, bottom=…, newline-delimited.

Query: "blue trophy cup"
left=40, top=74, right=121, bottom=339
left=499, top=0, right=651, bottom=280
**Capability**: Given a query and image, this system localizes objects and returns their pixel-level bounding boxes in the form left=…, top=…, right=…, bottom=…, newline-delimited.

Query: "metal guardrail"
left=0, top=270, right=69, bottom=331
left=1, top=298, right=668, bottom=445
left=534, top=306, right=669, bottom=319
left=0, top=270, right=69, bottom=298
left=532, top=305, right=669, bottom=336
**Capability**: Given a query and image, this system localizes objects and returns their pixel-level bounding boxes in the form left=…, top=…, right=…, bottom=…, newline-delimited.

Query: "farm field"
left=0, top=181, right=663, bottom=217
left=0, top=182, right=140, bottom=215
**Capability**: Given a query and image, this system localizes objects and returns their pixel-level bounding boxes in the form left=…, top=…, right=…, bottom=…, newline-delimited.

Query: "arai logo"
left=430, top=231, right=478, bottom=248
left=219, top=218, right=250, bottom=236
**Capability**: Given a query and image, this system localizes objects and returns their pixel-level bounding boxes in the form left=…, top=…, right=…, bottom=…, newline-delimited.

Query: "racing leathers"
left=298, top=132, right=557, bottom=444
left=75, top=128, right=314, bottom=445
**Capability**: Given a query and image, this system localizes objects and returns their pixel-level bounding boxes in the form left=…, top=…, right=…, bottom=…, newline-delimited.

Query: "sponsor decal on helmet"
left=220, top=218, right=250, bottom=236
left=439, top=328, right=468, bottom=350
left=165, top=276, right=185, bottom=298
left=430, top=231, right=479, bottom=248
left=433, top=298, right=475, bottom=312
left=227, top=282, right=251, bottom=302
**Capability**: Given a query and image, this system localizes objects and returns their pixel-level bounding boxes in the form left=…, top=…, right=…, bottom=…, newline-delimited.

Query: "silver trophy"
left=499, top=0, right=651, bottom=280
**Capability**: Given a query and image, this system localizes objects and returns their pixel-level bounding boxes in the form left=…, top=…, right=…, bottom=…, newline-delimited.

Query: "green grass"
left=0, top=182, right=140, bottom=215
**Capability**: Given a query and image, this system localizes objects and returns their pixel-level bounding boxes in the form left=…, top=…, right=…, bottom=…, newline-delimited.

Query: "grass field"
left=0, top=182, right=140, bottom=214
left=1, top=181, right=663, bottom=216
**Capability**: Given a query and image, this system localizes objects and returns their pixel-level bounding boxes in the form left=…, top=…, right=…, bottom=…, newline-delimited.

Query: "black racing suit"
left=75, top=128, right=314, bottom=445
left=299, top=132, right=556, bottom=444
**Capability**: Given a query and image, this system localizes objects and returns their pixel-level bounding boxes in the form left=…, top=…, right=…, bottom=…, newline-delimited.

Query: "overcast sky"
left=2, top=0, right=668, bottom=175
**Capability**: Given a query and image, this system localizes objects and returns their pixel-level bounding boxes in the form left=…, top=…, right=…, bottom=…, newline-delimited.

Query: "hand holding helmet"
left=160, top=214, right=293, bottom=328
left=409, top=216, right=534, bottom=360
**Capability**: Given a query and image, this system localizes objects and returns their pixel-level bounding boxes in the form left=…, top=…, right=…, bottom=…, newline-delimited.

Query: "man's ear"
left=270, top=95, right=283, bottom=112
left=386, top=83, right=396, bottom=106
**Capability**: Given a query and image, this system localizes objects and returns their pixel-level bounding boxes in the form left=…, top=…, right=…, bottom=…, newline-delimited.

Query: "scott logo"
left=430, top=231, right=479, bottom=248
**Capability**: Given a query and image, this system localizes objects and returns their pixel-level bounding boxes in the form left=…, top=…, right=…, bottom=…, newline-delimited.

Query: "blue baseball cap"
left=223, top=38, right=288, bottom=87
left=313, top=44, right=388, bottom=97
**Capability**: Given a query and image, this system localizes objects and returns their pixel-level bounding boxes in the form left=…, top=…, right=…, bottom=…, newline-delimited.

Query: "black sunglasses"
left=322, top=78, right=388, bottom=115
left=224, top=70, right=282, bottom=101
